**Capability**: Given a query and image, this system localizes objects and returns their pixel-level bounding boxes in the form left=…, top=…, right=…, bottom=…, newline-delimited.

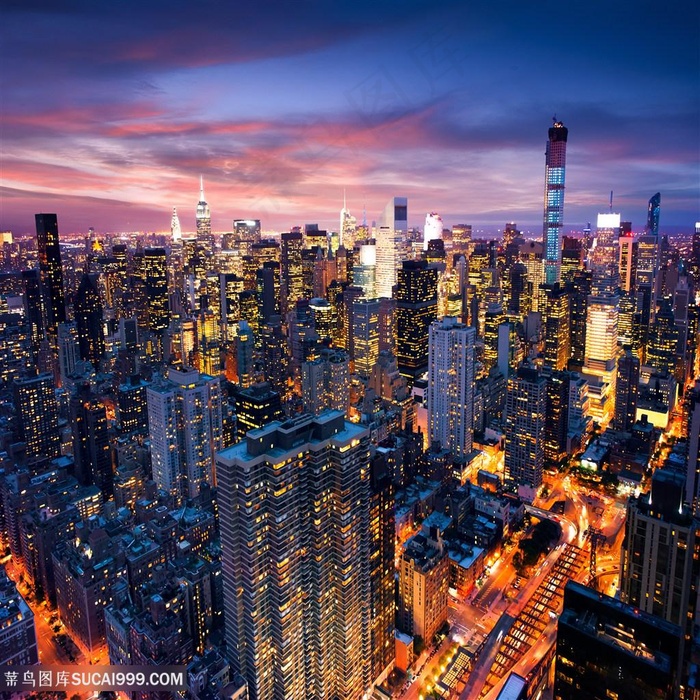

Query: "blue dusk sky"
left=1, top=0, right=698, bottom=235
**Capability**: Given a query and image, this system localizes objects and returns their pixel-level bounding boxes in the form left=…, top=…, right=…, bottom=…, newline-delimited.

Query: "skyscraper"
left=613, top=347, right=640, bottom=432
left=171, top=207, right=182, bottom=242
left=542, top=120, right=568, bottom=285
left=504, top=365, right=546, bottom=489
left=427, top=317, right=476, bottom=457
left=583, top=213, right=621, bottom=426
left=423, top=212, right=443, bottom=251
left=144, top=247, right=169, bottom=333
left=74, top=272, right=105, bottom=370
left=620, top=468, right=699, bottom=634
left=22, top=269, right=44, bottom=350
left=647, top=192, right=661, bottom=236
left=685, top=381, right=700, bottom=515
left=542, top=283, right=570, bottom=371
left=147, top=366, right=223, bottom=503
left=71, top=383, right=113, bottom=497
left=35, top=213, right=66, bottom=332
left=339, top=192, right=356, bottom=250
left=376, top=196, right=407, bottom=298
left=218, top=411, right=374, bottom=700
left=196, top=175, right=211, bottom=239
left=352, top=297, right=380, bottom=377
left=13, top=373, right=61, bottom=459
left=395, top=260, right=438, bottom=384
left=280, top=231, right=304, bottom=311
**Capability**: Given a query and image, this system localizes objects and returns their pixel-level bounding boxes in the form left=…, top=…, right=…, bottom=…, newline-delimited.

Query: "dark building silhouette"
left=614, top=347, right=640, bottom=432
left=234, top=382, right=284, bottom=439
left=256, top=261, right=280, bottom=324
left=554, top=581, right=682, bottom=700
left=35, top=213, right=66, bottom=332
left=544, top=371, right=569, bottom=467
left=70, top=384, right=113, bottom=497
left=75, top=272, right=104, bottom=370
left=395, top=260, right=438, bottom=385
left=567, top=268, right=592, bottom=369
left=22, top=269, right=44, bottom=351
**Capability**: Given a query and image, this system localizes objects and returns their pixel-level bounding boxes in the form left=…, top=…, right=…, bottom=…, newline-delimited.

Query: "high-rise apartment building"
left=504, top=366, right=546, bottom=489
left=13, top=372, right=61, bottom=459
left=427, top=317, right=475, bottom=458
left=35, top=213, right=66, bottom=332
left=147, top=366, right=223, bottom=503
left=301, top=348, right=350, bottom=415
left=542, top=120, right=568, bottom=285
left=218, top=411, right=374, bottom=700
left=620, top=468, right=699, bottom=635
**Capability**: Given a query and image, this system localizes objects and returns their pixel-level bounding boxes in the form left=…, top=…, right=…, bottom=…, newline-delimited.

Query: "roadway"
left=2, top=558, right=75, bottom=665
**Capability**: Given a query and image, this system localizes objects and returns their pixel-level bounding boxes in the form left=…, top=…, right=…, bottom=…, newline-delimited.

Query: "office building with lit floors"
left=395, top=260, right=438, bottom=385
left=147, top=365, right=223, bottom=504
left=217, top=412, right=374, bottom=700
left=504, top=365, right=546, bottom=491
left=554, top=581, right=682, bottom=700
left=582, top=212, right=621, bottom=426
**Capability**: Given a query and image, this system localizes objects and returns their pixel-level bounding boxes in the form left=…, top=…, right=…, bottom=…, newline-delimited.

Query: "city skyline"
left=1, top=0, right=699, bottom=234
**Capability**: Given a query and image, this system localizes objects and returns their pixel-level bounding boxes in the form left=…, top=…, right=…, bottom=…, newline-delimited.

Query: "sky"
left=1, top=0, right=699, bottom=236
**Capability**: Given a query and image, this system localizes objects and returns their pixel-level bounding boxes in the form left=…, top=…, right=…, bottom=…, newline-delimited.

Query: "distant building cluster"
left=0, top=120, right=698, bottom=700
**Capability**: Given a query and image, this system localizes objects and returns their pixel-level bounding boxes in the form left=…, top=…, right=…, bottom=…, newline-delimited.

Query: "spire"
left=343, top=188, right=347, bottom=211
left=199, top=175, right=205, bottom=203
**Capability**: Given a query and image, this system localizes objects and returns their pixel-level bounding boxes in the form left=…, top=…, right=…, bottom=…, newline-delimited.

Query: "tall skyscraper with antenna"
left=542, top=119, right=568, bottom=285
left=171, top=207, right=182, bottom=242
left=339, top=190, right=356, bottom=250
left=196, top=176, right=211, bottom=239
